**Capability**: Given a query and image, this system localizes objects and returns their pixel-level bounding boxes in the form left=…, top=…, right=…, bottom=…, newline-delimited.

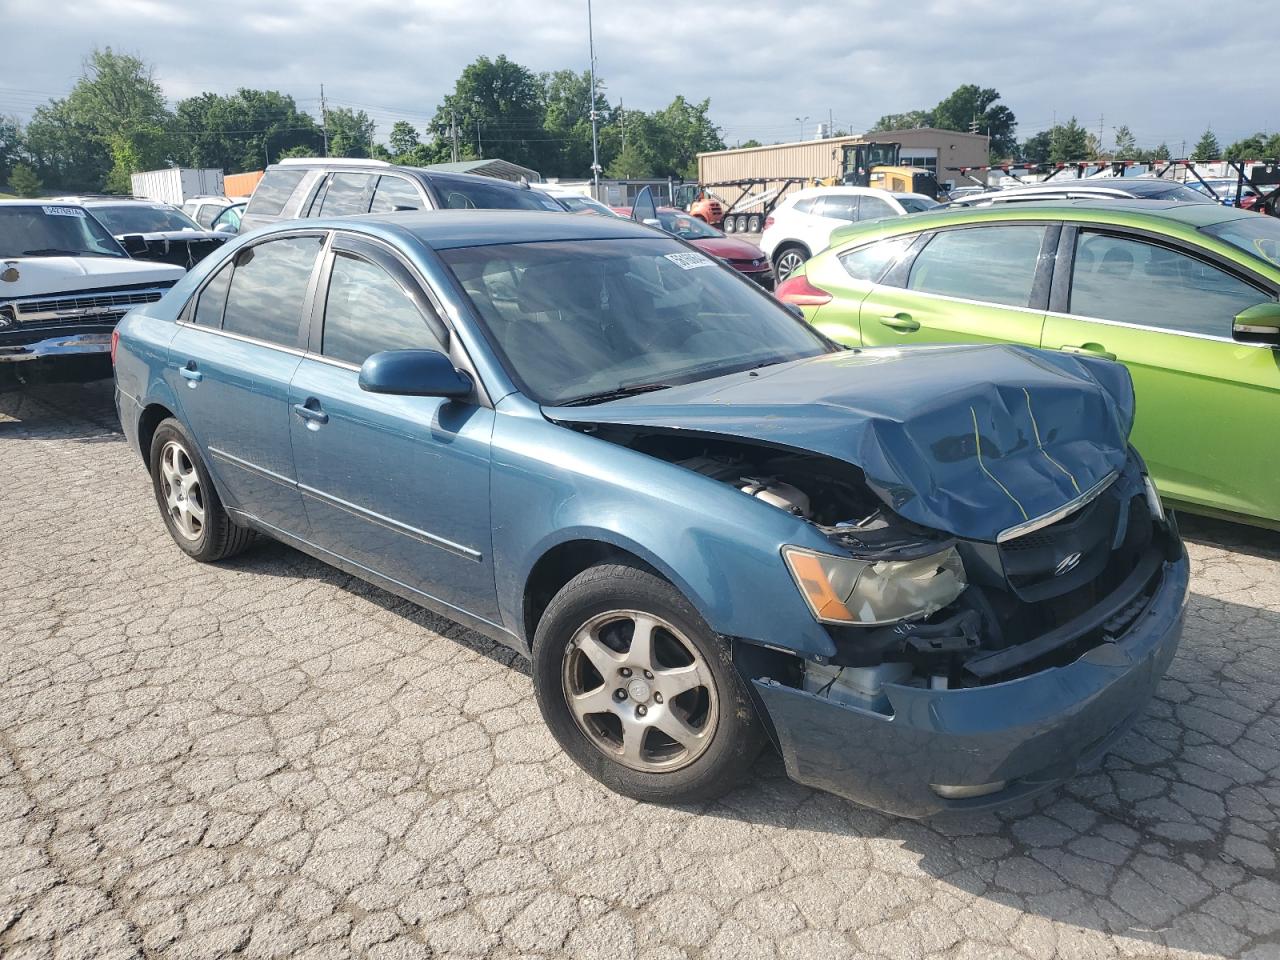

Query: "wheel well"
left=774, top=241, right=810, bottom=260
left=137, top=403, right=174, bottom=463
left=522, top=540, right=660, bottom=647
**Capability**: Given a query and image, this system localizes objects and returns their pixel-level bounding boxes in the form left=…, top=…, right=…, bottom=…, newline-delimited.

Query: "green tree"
left=63, top=48, right=174, bottom=191
left=388, top=120, right=421, bottom=158
left=1192, top=128, right=1220, bottom=160
left=1048, top=118, right=1089, bottom=163
left=1112, top=125, right=1136, bottom=158
left=430, top=55, right=546, bottom=170
left=325, top=107, right=376, bottom=158
left=605, top=139, right=651, bottom=178
left=175, top=89, right=321, bottom=172
left=929, top=85, right=1018, bottom=159
left=8, top=163, right=41, bottom=197
left=541, top=69, right=608, bottom=175
left=1021, top=130, right=1052, bottom=165
left=0, top=116, right=22, bottom=186
left=1150, top=141, right=1171, bottom=162
left=869, top=110, right=931, bottom=132
left=738, top=139, right=763, bottom=148
left=1223, top=133, right=1280, bottom=160
left=23, top=99, right=112, bottom=192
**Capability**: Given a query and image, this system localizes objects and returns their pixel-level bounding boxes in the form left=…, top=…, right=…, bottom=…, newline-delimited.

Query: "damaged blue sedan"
left=113, top=211, right=1189, bottom=817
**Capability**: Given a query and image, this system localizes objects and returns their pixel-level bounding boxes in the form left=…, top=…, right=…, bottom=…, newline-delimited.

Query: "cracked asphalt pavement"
left=1, top=381, right=1278, bottom=960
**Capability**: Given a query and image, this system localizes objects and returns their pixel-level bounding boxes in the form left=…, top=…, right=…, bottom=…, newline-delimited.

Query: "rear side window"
left=370, top=176, right=425, bottom=213
left=908, top=225, right=1047, bottom=307
left=792, top=197, right=818, bottom=214
left=245, top=169, right=306, bottom=216
left=1069, top=231, right=1266, bottom=337
left=194, top=205, right=218, bottom=228
left=820, top=196, right=860, bottom=222
left=322, top=253, right=443, bottom=365
left=221, top=236, right=323, bottom=346
left=859, top=194, right=897, bottom=220
left=193, top=261, right=232, bottom=327
left=839, top=235, right=917, bottom=283
left=318, top=174, right=373, bottom=216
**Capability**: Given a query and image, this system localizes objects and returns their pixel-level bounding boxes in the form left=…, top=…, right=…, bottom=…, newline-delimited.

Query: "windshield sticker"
left=42, top=205, right=87, bottom=218
left=664, top=251, right=713, bottom=270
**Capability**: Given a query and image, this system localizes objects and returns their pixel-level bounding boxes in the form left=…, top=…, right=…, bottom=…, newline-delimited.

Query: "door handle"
left=179, top=362, right=202, bottom=384
left=1059, top=344, right=1117, bottom=361
left=879, top=313, right=920, bottom=332
left=292, top=401, right=329, bottom=426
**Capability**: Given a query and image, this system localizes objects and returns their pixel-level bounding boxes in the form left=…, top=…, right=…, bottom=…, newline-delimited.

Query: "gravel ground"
left=1, top=380, right=1277, bottom=960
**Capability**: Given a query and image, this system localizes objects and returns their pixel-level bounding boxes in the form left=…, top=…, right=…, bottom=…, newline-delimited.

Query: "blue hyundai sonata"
left=113, top=210, right=1189, bottom=817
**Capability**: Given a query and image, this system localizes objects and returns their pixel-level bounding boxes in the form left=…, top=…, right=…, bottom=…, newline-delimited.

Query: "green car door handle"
left=880, top=313, right=920, bottom=332
left=1059, top=343, right=1117, bottom=361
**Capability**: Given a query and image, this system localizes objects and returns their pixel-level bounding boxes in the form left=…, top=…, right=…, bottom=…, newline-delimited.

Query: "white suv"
left=760, top=186, right=938, bottom=280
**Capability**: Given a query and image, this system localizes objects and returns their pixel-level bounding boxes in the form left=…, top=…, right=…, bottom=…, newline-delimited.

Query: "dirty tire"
left=149, top=418, right=256, bottom=562
left=533, top=562, right=766, bottom=804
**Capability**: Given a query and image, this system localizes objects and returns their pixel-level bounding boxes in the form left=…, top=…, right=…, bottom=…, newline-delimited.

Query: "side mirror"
left=358, top=349, right=472, bottom=398
left=119, top=233, right=148, bottom=255
left=1232, top=302, right=1280, bottom=347
left=213, top=221, right=238, bottom=235
left=642, top=218, right=662, bottom=228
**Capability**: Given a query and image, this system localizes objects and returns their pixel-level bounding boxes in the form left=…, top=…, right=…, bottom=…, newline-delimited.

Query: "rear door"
left=858, top=222, right=1056, bottom=347
left=288, top=234, right=499, bottom=621
left=1042, top=225, right=1280, bottom=522
left=168, top=232, right=326, bottom=535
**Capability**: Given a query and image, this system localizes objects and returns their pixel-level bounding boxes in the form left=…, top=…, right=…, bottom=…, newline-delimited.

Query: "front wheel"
left=773, top=245, right=809, bottom=280
left=532, top=563, right=765, bottom=804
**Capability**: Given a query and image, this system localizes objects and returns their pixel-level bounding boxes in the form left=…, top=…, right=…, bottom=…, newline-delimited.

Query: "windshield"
left=435, top=178, right=565, bottom=211
left=558, top=195, right=619, bottom=217
left=90, top=203, right=202, bottom=235
left=1202, top=216, right=1280, bottom=269
left=0, top=205, right=127, bottom=258
left=656, top=210, right=722, bottom=240
left=442, top=237, right=831, bottom=405
left=1134, top=181, right=1215, bottom=203
left=897, top=196, right=939, bottom=214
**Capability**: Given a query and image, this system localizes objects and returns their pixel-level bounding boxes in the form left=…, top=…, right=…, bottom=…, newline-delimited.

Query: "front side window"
left=436, top=178, right=563, bottom=211
left=369, top=176, right=424, bottom=213
left=194, top=262, right=232, bottom=327
left=441, top=237, right=831, bottom=405
left=246, top=169, right=306, bottom=216
left=897, top=197, right=939, bottom=214
left=194, top=204, right=218, bottom=228
left=322, top=253, right=443, bottom=365
left=820, top=196, right=860, bottom=222
left=908, top=225, right=1047, bottom=307
left=221, top=236, right=323, bottom=346
left=858, top=195, right=898, bottom=220
left=1069, top=231, right=1268, bottom=337
left=318, top=174, right=372, bottom=216
left=839, top=234, right=917, bottom=283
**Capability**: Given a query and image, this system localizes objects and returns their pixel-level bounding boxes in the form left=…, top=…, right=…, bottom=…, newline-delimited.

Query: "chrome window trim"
left=174, top=319, right=307, bottom=357
left=997, top=471, right=1119, bottom=544
left=1041, top=308, right=1276, bottom=347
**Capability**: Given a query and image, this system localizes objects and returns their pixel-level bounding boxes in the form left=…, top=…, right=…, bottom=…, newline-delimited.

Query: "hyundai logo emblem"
left=1054, top=551, right=1083, bottom=576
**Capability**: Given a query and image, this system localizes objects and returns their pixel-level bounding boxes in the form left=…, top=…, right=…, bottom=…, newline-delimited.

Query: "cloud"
left=0, top=0, right=1270, bottom=157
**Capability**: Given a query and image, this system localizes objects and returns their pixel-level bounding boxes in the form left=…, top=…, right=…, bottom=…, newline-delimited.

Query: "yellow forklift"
left=816, top=141, right=942, bottom=199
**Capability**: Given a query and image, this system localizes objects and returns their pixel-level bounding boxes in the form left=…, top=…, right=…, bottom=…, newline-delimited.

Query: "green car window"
left=839, top=234, right=917, bottom=283
left=907, top=225, right=1046, bottom=307
left=1069, top=232, right=1267, bottom=338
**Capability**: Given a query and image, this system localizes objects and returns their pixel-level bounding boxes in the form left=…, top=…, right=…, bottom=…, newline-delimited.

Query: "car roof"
left=309, top=209, right=661, bottom=250
left=268, top=159, right=535, bottom=193
left=789, top=186, right=880, bottom=199
left=865, top=198, right=1251, bottom=231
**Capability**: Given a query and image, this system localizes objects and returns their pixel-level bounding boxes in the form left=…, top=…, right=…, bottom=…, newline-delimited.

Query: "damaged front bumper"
left=751, top=544, right=1189, bottom=818
left=0, top=333, right=114, bottom=388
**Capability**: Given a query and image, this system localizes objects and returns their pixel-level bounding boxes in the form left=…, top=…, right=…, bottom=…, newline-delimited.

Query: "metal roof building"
left=423, top=158, right=540, bottom=183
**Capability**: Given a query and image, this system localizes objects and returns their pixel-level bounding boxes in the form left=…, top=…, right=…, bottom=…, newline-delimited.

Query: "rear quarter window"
left=245, top=169, right=307, bottom=217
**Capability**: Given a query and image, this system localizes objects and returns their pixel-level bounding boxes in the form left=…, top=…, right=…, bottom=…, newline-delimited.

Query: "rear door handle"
left=880, top=313, right=920, bottom=332
left=1059, top=344, right=1117, bottom=361
left=179, top=362, right=202, bottom=384
left=292, top=401, right=329, bottom=426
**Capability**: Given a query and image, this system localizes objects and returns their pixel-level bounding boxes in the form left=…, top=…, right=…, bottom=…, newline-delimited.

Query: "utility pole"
left=450, top=109, right=459, bottom=163
left=476, top=120, right=481, bottom=158
left=587, top=0, right=601, bottom=194
left=620, top=99, right=625, bottom=150
left=320, top=83, right=328, bottom=156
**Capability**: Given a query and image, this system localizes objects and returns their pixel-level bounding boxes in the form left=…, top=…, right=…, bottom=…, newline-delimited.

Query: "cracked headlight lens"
left=783, top=545, right=967, bottom=625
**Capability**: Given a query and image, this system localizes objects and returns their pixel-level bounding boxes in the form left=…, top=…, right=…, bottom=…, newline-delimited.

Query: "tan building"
left=697, top=127, right=991, bottom=194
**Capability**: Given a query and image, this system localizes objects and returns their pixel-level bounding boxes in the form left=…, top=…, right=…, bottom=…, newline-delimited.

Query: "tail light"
left=110, top=328, right=120, bottom=365
left=764, top=216, right=775, bottom=230
left=774, top=274, right=832, bottom=307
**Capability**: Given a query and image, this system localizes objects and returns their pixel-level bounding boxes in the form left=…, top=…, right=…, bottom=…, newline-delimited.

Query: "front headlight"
left=783, top=545, right=967, bottom=625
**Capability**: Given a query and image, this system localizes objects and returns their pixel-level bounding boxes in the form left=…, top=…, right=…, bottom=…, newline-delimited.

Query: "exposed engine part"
left=803, top=661, right=912, bottom=715
left=677, top=455, right=812, bottom=518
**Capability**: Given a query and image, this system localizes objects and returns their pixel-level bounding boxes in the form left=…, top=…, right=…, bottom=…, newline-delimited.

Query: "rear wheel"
left=747, top=214, right=762, bottom=233
left=773, top=245, right=809, bottom=280
left=723, top=215, right=737, bottom=234
left=532, top=563, right=765, bottom=803
left=149, top=419, right=255, bottom=562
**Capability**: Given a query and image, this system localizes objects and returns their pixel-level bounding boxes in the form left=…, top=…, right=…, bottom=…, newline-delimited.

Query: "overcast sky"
left=1, top=0, right=1273, bottom=157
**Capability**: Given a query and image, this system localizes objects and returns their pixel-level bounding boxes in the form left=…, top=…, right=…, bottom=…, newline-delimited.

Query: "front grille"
left=4, top=282, right=173, bottom=331
left=18, top=289, right=163, bottom=316
left=997, top=492, right=1120, bottom=602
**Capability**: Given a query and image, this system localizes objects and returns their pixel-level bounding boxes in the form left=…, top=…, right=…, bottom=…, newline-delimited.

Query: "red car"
left=613, top=205, right=774, bottom=289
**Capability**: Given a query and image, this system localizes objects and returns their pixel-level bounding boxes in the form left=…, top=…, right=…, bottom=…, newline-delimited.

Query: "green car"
left=779, top=200, right=1280, bottom=530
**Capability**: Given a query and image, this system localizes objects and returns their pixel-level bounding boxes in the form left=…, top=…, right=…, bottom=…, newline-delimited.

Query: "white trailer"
left=129, top=168, right=225, bottom=205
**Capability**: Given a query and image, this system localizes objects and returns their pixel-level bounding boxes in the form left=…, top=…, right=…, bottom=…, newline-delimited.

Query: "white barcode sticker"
left=664, top=251, right=713, bottom=270
left=42, top=205, right=87, bottom=217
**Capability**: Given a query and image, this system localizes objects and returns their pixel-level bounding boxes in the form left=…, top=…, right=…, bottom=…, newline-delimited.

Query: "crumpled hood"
left=548, top=345, right=1136, bottom=542
left=0, top=256, right=183, bottom=298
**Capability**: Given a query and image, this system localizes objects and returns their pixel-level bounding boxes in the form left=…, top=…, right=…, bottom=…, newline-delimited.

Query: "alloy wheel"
left=776, top=250, right=805, bottom=279
left=159, top=439, right=205, bottom=542
left=561, top=609, right=719, bottom=772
